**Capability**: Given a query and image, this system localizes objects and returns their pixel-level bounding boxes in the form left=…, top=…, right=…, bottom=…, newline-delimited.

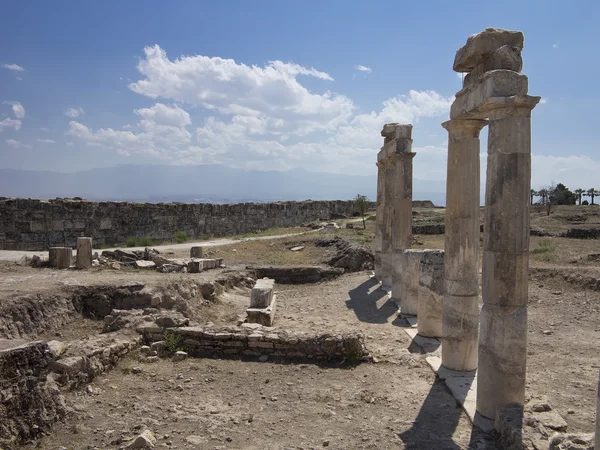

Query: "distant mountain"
left=0, top=164, right=446, bottom=205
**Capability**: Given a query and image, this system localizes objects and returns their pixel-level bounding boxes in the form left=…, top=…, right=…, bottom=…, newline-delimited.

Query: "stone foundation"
left=142, top=325, right=370, bottom=362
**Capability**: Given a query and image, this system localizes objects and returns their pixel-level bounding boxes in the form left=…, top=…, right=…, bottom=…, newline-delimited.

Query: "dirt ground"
left=3, top=205, right=600, bottom=449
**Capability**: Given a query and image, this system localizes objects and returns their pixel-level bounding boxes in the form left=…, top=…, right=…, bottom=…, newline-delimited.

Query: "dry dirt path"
left=0, top=229, right=324, bottom=262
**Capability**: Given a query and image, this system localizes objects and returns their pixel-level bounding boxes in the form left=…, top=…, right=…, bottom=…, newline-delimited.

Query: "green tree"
left=549, top=183, right=577, bottom=205
left=585, top=188, right=600, bottom=205
left=574, top=188, right=585, bottom=206
left=354, top=194, right=368, bottom=229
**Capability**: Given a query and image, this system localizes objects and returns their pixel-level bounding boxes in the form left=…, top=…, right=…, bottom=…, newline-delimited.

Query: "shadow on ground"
left=345, top=277, right=395, bottom=324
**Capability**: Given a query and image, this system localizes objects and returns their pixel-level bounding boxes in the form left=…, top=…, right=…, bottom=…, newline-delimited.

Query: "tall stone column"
left=374, top=161, right=385, bottom=279
left=441, top=119, right=487, bottom=371
left=76, top=237, right=93, bottom=269
left=381, top=157, right=394, bottom=286
left=476, top=98, right=539, bottom=420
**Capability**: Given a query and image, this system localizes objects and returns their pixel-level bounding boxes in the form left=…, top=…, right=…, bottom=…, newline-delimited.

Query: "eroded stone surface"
left=454, top=27, right=524, bottom=72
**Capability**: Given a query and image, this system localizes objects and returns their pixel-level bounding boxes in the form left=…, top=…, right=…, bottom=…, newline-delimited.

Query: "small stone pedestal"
left=49, top=247, right=72, bottom=269
left=76, top=237, right=93, bottom=269
left=246, top=278, right=276, bottom=326
left=190, top=246, right=203, bottom=258
left=399, top=250, right=422, bottom=316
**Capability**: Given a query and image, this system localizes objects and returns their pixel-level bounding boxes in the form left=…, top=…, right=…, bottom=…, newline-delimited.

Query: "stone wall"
left=0, top=198, right=373, bottom=250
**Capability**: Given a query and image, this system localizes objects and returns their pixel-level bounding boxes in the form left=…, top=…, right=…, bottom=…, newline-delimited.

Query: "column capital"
left=442, top=119, right=488, bottom=137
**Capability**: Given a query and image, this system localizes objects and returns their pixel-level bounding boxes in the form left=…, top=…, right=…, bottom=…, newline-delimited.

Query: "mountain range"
left=0, top=164, right=446, bottom=205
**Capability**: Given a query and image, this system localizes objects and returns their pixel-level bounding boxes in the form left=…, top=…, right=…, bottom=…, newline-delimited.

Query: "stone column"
left=381, top=158, right=394, bottom=286
left=190, top=246, right=203, bottom=258
left=49, top=247, right=72, bottom=269
left=596, top=370, right=600, bottom=450
left=374, top=161, right=385, bottom=279
left=441, top=119, right=487, bottom=371
left=417, top=249, right=445, bottom=337
left=76, top=237, right=93, bottom=269
left=476, top=98, right=539, bottom=420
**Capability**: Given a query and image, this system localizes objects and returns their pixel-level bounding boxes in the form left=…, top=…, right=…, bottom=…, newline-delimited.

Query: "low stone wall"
left=251, top=266, right=344, bottom=284
left=0, top=198, right=371, bottom=250
left=0, top=342, right=66, bottom=445
left=142, top=325, right=370, bottom=362
left=563, top=228, right=600, bottom=239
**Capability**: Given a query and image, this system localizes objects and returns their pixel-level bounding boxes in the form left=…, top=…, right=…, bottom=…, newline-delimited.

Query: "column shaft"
left=374, top=161, right=385, bottom=279
left=477, top=111, right=533, bottom=420
left=381, top=159, right=394, bottom=286
left=441, top=119, right=487, bottom=371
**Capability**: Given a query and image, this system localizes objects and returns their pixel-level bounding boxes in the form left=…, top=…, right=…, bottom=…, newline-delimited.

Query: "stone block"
left=190, top=246, right=203, bottom=258
left=464, top=45, right=523, bottom=87
left=454, top=27, right=524, bottom=72
left=99, top=218, right=112, bottom=230
left=247, top=294, right=277, bottom=327
left=250, top=278, right=275, bottom=307
left=451, top=70, right=528, bottom=119
left=76, top=237, right=93, bottom=269
left=187, top=259, right=203, bottom=273
left=49, top=247, right=72, bottom=269
left=135, top=260, right=156, bottom=270
left=50, top=356, right=85, bottom=375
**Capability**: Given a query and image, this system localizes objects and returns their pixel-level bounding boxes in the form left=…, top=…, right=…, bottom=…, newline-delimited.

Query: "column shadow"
left=345, top=277, right=396, bottom=324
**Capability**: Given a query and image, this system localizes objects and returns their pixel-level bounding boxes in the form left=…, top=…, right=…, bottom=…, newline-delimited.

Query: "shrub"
left=163, top=331, right=184, bottom=354
left=138, top=236, right=153, bottom=246
left=126, top=237, right=138, bottom=247
left=583, top=200, right=590, bottom=205
left=175, top=231, right=188, bottom=243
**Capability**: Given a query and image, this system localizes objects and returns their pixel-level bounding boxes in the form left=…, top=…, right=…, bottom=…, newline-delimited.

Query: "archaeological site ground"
left=2, top=28, right=600, bottom=450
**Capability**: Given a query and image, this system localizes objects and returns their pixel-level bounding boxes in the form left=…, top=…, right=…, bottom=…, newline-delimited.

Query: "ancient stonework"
left=0, top=198, right=370, bottom=251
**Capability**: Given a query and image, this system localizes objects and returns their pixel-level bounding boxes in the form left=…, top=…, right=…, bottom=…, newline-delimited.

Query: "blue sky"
left=1, top=0, right=598, bottom=191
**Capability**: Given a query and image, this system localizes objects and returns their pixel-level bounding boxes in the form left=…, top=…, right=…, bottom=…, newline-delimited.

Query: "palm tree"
left=530, top=189, right=537, bottom=205
left=575, top=189, right=585, bottom=205
left=585, top=188, right=600, bottom=205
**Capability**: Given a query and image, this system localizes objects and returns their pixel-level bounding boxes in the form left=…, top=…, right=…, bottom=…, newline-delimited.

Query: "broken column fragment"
left=49, top=247, right=72, bottom=269
left=75, top=237, right=93, bottom=269
left=190, top=246, right=203, bottom=258
left=246, top=278, right=276, bottom=326
left=417, top=250, right=445, bottom=338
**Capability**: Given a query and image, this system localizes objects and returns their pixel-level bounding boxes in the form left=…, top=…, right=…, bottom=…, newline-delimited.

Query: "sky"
left=1, top=0, right=599, bottom=193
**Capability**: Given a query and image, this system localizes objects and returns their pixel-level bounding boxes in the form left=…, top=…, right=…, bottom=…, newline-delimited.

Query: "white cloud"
left=0, top=117, right=21, bottom=132
left=3, top=101, right=25, bottom=118
left=531, top=154, right=600, bottom=190
left=539, top=97, right=548, bottom=104
left=64, top=107, right=84, bottom=118
left=122, top=124, right=132, bottom=129
left=355, top=65, right=372, bottom=74
left=552, top=44, right=559, bottom=49
left=67, top=102, right=192, bottom=157
left=5, top=139, right=31, bottom=148
left=456, top=72, right=464, bottom=80
left=2, top=64, right=25, bottom=72
left=40, top=127, right=50, bottom=132
left=36, top=138, right=55, bottom=144
left=66, top=141, right=74, bottom=147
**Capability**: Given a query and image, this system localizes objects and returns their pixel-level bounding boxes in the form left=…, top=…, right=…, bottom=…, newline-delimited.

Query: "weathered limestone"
left=400, top=249, right=422, bottom=315
left=441, top=119, right=487, bottom=371
left=444, top=28, right=540, bottom=424
left=247, top=278, right=276, bottom=326
left=190, top=246, right=203, bottom=258
left=417, top=250, right=445, bottom=338
left=376, top=123, right=415, bottom=303
left=374, top=161, right=385, bottom=279
left=49, top=247, right=72, bottom=269
left=596, top=370, right=600, bottom=450
left=75, top=237, right=93, bottom=269
left=477, top=98, right=538, bottom=420
left=454, top=27, right=524, bottom=72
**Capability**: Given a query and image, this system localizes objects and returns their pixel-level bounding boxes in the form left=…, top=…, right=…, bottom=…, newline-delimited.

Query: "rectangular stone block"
left=187, top=259, right=203, bottom=273
left=451, top=70, right=528, bottom=119
left=250, top=278, right=275, bottom=307
left=464, top=45, right=523, bottom=88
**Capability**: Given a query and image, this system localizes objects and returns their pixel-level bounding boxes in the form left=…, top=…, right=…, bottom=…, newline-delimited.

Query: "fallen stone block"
left=549, top=433, right=594, bottom=450
left=123, top=429, right=157, bottom=449
left=135, top=260, right=156, bottom=270
left=187, top=259, right=203, bottom=273
left=50, top=356, right=86, bottom=375
left=190, top=246, right=203, bottom=258
left=172, top=351, right=187, bottom=362
left=250, top=278, right=275, bottom=307
left=47, top=340, right=68, bottom=356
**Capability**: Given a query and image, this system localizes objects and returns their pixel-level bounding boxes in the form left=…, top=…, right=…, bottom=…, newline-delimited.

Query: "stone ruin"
left=374, top=27, right=543, bottom=435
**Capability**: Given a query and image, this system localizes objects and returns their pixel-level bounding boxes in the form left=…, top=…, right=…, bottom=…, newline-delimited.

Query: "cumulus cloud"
left=64, top=107, right=84, bottom=118
left=3, top=101, right=25, bottom=118
left=0, top=117, right=21, bottom=132
left=68, top=46, right=455, bottom=174
left=36, top=138, right=55, bottom=144
left=539, top=97, right=548, bottom=104
left=2, top=64, right=25, bottom=72
left=5, top=139, right=31, bottom=148
left=355, top=65, right=372, bottom=74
